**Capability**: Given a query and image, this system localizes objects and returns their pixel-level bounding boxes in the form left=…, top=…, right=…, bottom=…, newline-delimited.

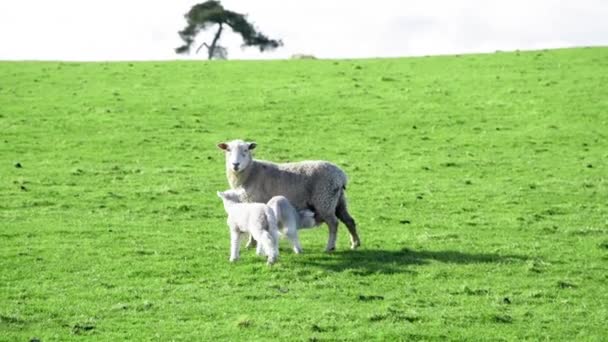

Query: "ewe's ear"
left=248, top=142, right=257, bottom=150
left=217, top=143, right=229, bottom=151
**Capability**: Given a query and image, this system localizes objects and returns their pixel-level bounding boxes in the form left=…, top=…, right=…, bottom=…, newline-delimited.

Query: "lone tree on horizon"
left=175, top=0, right=282, bottom=60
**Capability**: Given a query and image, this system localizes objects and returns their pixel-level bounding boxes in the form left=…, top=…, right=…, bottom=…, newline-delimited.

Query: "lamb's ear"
left=217, top=142, right=229, bottom=151
left=216, top=191, right=224, bottom=198
left=248, top=142, right=257, bottom=150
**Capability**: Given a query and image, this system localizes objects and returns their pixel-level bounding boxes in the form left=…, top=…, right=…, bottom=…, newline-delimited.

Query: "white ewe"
left=217, top=139, right=360, bottom=252
left=217, top=190, right=279, bottom=265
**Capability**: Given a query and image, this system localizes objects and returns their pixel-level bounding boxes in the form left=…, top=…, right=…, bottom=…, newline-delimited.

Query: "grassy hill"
left=1, top=48, right=607, bottom=340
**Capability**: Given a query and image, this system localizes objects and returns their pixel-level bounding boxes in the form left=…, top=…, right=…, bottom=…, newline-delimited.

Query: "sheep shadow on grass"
left=297, top=247, right=527, bottom=275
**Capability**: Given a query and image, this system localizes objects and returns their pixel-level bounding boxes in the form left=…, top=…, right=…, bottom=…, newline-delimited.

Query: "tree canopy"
left=175, top=1, right=282, bottom=60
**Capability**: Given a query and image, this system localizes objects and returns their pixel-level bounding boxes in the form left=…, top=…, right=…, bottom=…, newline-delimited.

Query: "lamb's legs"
left=285, top=227, right=303, bottom=254
left=270, top=229, right=280, bottom=264
left=324, top=215, right=339, bottom=252
left=246, top=234, right=257, bottom=249
left=229, top=230, right=241, bottom=262
left=256, top=240, right=265, bottom=256
left=281, top=215, right=303, bottom=254
left=257, top=230, right=278, bottom=265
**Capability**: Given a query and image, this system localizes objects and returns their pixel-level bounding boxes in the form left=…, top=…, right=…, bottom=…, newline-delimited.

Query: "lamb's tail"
left=262, top=207, right=279, bottom=264
left=267, top=200, right=281, bottom=226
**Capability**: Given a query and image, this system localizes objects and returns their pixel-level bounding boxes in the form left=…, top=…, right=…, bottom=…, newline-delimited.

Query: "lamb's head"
left=217, top=189, right=245, bottom=204
left=217, top=140, right=257, bottom=173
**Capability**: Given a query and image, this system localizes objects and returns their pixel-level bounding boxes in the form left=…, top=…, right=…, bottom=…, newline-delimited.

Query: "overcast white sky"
left=0, top=0, right=607, bottom=61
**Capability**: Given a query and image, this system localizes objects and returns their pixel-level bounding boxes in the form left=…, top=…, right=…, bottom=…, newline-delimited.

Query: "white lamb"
left=267, top=195, right=319, bottom=254
left=220, top=189, right=319, bottom=254
left=268, top=196, right=318, bottom=254
left=217, top=190, right=279, bottom=265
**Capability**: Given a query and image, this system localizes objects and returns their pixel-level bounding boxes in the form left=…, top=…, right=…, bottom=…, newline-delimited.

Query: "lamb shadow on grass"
left=296, top=247, right=527, bottom=275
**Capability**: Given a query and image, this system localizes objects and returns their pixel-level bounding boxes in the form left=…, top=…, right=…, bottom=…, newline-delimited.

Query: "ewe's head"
left=217, top=140, right=257, bottom=173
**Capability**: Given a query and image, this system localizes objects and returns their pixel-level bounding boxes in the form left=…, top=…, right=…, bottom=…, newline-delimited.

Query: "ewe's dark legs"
left=336, top=194, right=360, bottom=249
left=323, top=214, right=339, bottom=252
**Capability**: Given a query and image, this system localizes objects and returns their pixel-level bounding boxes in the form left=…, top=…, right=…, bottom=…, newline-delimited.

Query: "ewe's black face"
left=217, top=140, right=257, bottom=173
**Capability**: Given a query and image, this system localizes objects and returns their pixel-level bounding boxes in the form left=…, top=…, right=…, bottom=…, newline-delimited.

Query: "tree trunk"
left=207, top=23, right=224, bottom=60
left=196, top=42, right=209, bottom=55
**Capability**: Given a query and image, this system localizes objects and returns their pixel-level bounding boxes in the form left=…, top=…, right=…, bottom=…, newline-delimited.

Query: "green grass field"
left=1, top=47, right=607, bottom=341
